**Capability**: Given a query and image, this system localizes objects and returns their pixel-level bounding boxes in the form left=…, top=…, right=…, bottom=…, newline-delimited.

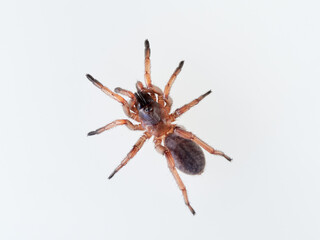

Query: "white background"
left=1, top=0, right=320, bottom=239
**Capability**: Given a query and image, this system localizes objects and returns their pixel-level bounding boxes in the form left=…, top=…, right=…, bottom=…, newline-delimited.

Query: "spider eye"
left=144, top=106, right=153, bottom=112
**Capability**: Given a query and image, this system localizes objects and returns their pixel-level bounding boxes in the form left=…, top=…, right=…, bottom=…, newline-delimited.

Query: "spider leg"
left=154, top=138, right=196, bottom=215
left=170, top=90, right=212, bottom=121
left=164, top=61, right=184, bottom=99
left=164, top=96, right=173, bottom=113
left=108, top=132, right=150, bottom=179
left=174, top=127, right=232, bottom=161
left=88, top=119, right=143, bottom=136
left=86, top=74, right=139, bottom=121
left=144, top=40, right=152, bottom=88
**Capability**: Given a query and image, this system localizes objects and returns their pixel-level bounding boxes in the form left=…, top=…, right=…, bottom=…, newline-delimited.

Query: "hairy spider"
left=86, top=40, right=232, bottom=215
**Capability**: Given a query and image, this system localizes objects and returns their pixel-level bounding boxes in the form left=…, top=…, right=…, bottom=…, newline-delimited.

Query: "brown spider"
left=86, top=40, right=232, bottom=215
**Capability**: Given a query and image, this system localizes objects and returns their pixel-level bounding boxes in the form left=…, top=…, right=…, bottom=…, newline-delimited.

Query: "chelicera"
left=87, top=40, right=232, bottom=215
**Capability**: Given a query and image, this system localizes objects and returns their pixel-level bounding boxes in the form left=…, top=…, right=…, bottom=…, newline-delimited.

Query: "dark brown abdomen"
left=165, top=133, right=205, bottom=175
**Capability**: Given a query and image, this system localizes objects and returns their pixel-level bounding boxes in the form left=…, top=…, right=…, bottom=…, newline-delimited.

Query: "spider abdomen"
left=164, top=133, right=205, bottom=175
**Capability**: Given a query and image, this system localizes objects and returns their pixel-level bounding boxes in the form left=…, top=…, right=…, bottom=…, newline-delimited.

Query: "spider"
left=86, top=40, right=232, bottom=215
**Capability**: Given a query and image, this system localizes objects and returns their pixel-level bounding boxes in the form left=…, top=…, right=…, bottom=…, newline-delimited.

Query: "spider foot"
left=108, top=170, right=117, bottom=179
left=188, top=204, right=196, bottom=215
left=87, top=131, right=97, bottom=136
left=218, top=151, right=232, bottom=162
left=224, top=154, right=233, bottom=162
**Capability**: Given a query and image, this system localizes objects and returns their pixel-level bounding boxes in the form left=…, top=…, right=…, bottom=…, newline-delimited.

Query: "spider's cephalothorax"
left=135, top=91, right=163, bottom=125
left=87, top=40, right=232, bottom=215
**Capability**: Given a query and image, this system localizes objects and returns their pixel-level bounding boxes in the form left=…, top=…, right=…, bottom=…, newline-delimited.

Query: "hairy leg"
left=86, top=74, right=139, bottom=121
left=164, top=61, right=184, bottom=99
left=108, top=132, right=150, bottom=179
left=174, top=127, right=232, bottom=161
left=88, top=119, right=143, bottom=136
left=164, top=96, right=173, bottom=113
left=154, top=138, right=196, bottom=215
left=144, top=40, right=152, bottom=88
left=170, top=90, right=211, bottom=121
